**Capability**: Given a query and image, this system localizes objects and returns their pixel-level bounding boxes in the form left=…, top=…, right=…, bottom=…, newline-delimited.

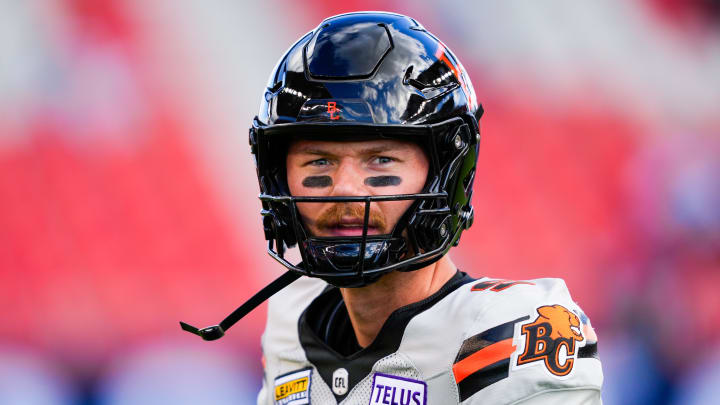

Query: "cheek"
left=287, top=169, right=324, bottom=229
left=378, top=200, right=414, bottom=224
left=384, top=150, right=428, bottom=195
left=405, top=172, right=427, bottom=193
left=286, top=169, right=304, bottom=196
left=409, top=154, right=430, bottom=193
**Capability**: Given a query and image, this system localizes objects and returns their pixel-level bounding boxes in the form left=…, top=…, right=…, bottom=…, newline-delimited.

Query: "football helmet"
left=250, top=11, right=483, bottom=287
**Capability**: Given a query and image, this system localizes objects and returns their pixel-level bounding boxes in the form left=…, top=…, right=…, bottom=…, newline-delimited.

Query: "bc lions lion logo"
left=517, top=305, right=585, bottom=376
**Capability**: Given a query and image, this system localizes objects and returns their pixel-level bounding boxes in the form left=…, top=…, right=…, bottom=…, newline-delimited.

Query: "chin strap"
left=180, top=270, right=301, bottom=341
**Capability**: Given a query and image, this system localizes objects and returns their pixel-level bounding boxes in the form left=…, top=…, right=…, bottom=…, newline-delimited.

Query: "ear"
left=552, top=304, right=573, bottom=317
left=537, top=306, right=554, bottom=318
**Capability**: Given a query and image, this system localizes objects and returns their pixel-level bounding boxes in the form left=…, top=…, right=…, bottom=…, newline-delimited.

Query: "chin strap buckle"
left=179, top=270, right=300, bottom=341
left=179, top=322, right=225, bottom=341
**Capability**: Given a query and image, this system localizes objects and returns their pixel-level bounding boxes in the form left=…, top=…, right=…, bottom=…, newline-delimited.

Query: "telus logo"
left=368, top=373, right=426, bottom=405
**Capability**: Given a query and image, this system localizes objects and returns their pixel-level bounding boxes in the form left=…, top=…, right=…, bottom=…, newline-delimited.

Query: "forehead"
left=287, top=137, right=425, bottom=156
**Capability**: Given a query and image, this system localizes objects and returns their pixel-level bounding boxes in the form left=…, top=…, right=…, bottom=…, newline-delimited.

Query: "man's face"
left=286, top=138, right=429, bottom=237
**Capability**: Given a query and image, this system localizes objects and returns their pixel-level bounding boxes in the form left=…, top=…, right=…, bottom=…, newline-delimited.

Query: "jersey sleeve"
left=256, top=373, right=270, bottom=405
left=455, top=278, right=603, bottom=404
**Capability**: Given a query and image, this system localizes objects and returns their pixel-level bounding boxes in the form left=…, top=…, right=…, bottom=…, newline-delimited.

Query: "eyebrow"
left=294, top=145, right=396, bottom=156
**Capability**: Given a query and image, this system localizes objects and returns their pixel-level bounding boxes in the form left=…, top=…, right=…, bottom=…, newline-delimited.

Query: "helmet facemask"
left=252, top=116, right=477, bottom=287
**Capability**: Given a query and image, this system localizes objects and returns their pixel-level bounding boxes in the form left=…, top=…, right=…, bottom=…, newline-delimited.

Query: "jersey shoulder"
left=451, top=277, right=602, bottom=404
left=461, top=277, right=581, bottom=328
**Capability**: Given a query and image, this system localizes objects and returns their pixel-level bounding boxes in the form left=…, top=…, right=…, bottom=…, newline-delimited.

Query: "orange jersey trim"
left=452, top=338, right=516, bottom=383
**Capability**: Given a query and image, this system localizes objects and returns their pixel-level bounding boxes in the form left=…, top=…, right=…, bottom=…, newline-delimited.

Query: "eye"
left=372, top=156, right=395, bottom=165
left=307, top=158, right=330, bottom=166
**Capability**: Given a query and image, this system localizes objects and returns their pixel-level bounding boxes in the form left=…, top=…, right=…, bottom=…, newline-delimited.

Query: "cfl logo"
left=332, top=368, right=349, bottom=396
left=327, top=101, right=340, bottom=120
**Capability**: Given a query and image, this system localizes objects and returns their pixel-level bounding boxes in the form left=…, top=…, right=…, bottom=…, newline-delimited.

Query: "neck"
left=339, top=255, right=457, bottom=348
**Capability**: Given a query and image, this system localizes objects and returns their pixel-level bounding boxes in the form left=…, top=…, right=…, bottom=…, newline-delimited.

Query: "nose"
left=330, top=158, right=368, bottom=197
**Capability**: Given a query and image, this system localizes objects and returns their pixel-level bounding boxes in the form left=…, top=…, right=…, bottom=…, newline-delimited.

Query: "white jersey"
left=258, top=272, right=603, bottom=404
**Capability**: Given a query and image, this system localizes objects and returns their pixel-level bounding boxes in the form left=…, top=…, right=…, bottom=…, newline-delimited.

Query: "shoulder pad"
left=453, top=278, right=602, bottom=403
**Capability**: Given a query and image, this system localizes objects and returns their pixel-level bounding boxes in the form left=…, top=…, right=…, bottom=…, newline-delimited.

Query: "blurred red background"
left=1, top=1, right=718, bottom=404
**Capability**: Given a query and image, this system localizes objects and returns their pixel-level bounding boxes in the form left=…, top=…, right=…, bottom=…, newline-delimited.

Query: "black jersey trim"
left=457, top=358, right=510, bottom=402
left=298, top=270, right=475, bottom=402
left=452, top=316, right=531, bottom=401
left=454, top=316, right=529, bottom=363
left=578, top=342, right=598, bottom=359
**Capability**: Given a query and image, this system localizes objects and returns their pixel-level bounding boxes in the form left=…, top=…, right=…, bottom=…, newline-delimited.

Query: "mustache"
left=314, top=203, right=387, bottom=231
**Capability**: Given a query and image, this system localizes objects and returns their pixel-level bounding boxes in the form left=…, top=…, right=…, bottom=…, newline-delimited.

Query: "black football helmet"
left=181, top=11, right=483, bottom=341
left=250, top=11, right=483, bottom=287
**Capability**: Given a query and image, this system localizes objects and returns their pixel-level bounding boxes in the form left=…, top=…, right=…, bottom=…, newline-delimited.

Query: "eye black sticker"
left=364, top=176, right=401, bottom=187
left=302, top=176, right=332, bottom=188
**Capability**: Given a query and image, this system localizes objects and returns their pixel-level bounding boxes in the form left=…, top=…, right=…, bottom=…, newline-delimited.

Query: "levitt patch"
left=274, top=368, right=311, bottom=405
left=369, top=373, right=426, bottom=405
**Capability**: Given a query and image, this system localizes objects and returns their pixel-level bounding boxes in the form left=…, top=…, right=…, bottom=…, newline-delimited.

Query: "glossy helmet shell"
left=250, top=11, right=483, bottom=287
